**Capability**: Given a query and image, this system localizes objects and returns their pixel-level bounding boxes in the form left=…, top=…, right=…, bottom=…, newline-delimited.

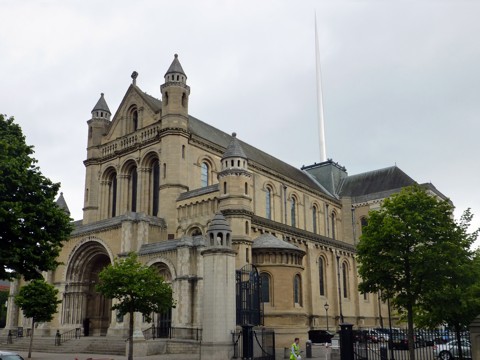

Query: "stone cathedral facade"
left=6, top=54, right=447, bottom=352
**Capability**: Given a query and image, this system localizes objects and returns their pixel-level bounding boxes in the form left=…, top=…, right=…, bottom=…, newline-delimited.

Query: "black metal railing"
left=54, top=328, right=82, bottom=346
left=351, top=327, right=471, bottom=360
left=143, top=326, right=202, bottom=341
left=232, top=328, right=275, bottom=360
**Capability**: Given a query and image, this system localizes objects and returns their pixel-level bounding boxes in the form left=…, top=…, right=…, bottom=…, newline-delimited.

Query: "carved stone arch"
left=196, top=154, right=218, bottom=173
left=140, top=150, right=160, bottom=168
left=62, top=237, right=113, bottom=335
left=120, top=157, right=139, bottom=175
left=145, top=257, right=177, bottom=282
left=186, top=224, right=204, bottom=236
left=263, top=181, right=277, bottom=194
left=101, top=165, right=118, bottom=182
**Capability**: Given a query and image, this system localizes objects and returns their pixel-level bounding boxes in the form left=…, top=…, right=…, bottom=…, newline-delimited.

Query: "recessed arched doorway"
left=63, top=240, right=112, bottom=336
left=151, top=262, right=172, bottom=338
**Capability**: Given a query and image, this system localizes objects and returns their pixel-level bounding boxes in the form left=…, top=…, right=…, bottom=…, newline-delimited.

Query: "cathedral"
left=6, top=54, right=447, bottom=356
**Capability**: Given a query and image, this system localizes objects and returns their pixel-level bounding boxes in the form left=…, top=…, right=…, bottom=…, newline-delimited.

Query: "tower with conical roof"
left=84, top=93, right=112, bottom=223
left=160, top=54, right=190, bottom=130
left=156, top=54, right=191, bottom=228
left=218, top=132, right=253, bottom=268
left=201, top=212, right=236, bottom=359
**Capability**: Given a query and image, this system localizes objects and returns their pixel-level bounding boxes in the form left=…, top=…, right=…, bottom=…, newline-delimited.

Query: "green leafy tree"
left=15, top=279, right=62, bottom=359
left=96, top=253, right=174, bottom=360
left=0, top=114, right=73, bottom=281
left=414, top=209, right=480, bottom=360
left=0, top=289, right=8, bottom=327
left=357, top=185, right=475, bottom=360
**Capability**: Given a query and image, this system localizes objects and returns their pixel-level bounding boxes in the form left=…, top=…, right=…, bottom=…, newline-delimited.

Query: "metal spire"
left=315, top=13, right=327, bottom=162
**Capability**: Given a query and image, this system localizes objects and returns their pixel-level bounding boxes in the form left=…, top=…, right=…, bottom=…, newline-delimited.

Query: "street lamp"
left=324, top=302, right=330, bottom=331
left=336, top=252, right=344, bottom=324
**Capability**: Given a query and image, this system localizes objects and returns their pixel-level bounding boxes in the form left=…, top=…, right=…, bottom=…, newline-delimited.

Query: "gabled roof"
left=188, top=116, right=335, bottom=199
left=338, top=166, right=416, bottom=201
left=92, top=93, right=111, bottom=114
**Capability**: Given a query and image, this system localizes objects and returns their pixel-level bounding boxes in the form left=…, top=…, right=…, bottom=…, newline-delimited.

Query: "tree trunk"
left=407, top=302, right=415, bottom=360
left=128, top=311, right=134, bottom=360
left=28, top=320, right=35, bottom=359
left=455, top=324, right=464, bottom=360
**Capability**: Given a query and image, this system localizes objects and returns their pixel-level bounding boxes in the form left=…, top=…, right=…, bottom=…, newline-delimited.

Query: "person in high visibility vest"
left=290, top=337, right=301, bottom=360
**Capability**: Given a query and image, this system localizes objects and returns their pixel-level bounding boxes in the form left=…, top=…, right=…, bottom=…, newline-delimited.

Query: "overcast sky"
left=2, top=0, right=479, bottom=243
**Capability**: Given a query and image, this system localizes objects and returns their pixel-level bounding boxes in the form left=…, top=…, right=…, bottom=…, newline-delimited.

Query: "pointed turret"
left=221, top=132, right=248, bottom=170
left=91, top=93, right=111, bottom=121
left=56, top=192, right=71, bottom=216
left=165, top=54, right=187, bottom=80
left=160, top=54, right=190, bottom=128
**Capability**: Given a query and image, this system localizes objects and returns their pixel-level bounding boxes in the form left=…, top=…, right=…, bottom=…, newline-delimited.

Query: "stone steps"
left=0, top=336, right=126, bottom=356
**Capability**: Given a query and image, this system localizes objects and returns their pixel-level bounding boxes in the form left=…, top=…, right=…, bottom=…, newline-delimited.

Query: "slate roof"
left=165, top=54, right=186, bottom=77
left=188, top=115, right=334, bottom=198
left=223, top=132, right=247, bottom=159
left=56, top=192, right=70, bottom=215
left=92, top=93, right=111, bottom=113
left=134, top=86, right=333, bottom=199
left=338, top=166, right=416, bottom=202
left=252, top=233, right=303, bottom=252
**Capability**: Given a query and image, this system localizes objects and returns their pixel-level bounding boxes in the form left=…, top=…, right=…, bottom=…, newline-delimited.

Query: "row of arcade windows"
left=248, top=260, right=352, bottom=307
left=318, top=257, right=350, bottom=299
left=259, top=273, right=303, bottom=306
left=265, top=187, right=338, bottom=239
left=106, top=160, right=161, bottom=218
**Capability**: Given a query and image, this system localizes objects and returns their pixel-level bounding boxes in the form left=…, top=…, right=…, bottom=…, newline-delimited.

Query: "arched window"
left=360, top=217, right=368, bottom=233
left=129, top=166, right=138, bottom=212
left=319, top=257, right=325, bottom=296
left=331, top=212, right=336, bottom=240
left=313, top=206, right=318, bottom=234
left=266, top=187, right=272, bottom=220
left=201, top=162, right=209, bottom=187
left=245, top=182, right=248, bottom=195
left=342, top=262, right=349, bottom=298
left=152, top=160, right=160, bottom=216
left=261, top=273, right=271, bottom=303
left=223, top=182, right=227, bottom=194
left=182, top=145, right=185, bottom=159
left=245, top=221, right=249, bottom=235
left=108, top=172, right=117, bottom=218
left=291, top=197, right=296, bottom=227
left=294, top=274, right=302, bottom=305
left=132, top=110, right=138, bottom=131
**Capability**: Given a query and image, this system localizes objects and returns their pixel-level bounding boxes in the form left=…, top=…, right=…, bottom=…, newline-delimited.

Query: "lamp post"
left=324, top=302, right=330, bottom=331
left=336, top=252, right=344, bottom=324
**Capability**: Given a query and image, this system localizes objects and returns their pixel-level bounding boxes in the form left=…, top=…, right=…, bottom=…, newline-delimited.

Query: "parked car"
left=308, top=330, right=334, bottom=343
left=389, top=332, right=409, bottom=350
left=433, top=339, right=471, bottom=360
left=0, top=351, right=25, bottom=360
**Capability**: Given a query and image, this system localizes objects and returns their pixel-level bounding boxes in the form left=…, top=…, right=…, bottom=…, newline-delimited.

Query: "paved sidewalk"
left=15, top=343, right=332, bottom=359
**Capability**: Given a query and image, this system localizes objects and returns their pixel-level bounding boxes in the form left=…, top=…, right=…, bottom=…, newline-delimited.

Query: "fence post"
left=242, top=324, right=254, bottom=359
left=340, top=323, right=354, bottom=360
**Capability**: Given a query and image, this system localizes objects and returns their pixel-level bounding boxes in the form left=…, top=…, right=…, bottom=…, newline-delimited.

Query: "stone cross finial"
left=131, top=71, right=138, bottom=85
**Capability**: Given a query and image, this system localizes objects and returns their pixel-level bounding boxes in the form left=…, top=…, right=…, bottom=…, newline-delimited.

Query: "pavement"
left=14, top=344, right=333, bottom=359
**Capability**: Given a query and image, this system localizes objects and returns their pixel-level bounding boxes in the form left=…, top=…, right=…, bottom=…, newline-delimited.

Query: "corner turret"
left=160, top=54, right=190, bottom=129
left=87, top=93, right=111, bottom=149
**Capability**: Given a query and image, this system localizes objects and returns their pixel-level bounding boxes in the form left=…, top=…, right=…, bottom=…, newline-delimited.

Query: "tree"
left=15, top=279, right=62, bottom=359
left=357, top=185, right=476, bottom=360
left=96, top=252, right=175, bottom=360
left=0, top=114, right=73, bottom=281
left=414, top=209, right=480, bottom=360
